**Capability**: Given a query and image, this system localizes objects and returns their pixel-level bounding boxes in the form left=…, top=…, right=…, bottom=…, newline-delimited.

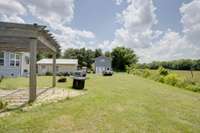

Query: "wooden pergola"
left=0, top=22, right=60, bottom=102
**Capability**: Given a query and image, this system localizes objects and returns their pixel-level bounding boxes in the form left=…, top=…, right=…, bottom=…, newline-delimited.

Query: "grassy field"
left=172, top=70, right=200, bottom=83
left=149, top=70, right=200, bottom=83
left=0, top=73, right=200, bottom=132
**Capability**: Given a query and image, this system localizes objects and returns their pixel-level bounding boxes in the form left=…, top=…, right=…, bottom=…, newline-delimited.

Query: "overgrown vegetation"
left=136, top=59, right=200, bottom=70
left=0, top=99, right=7, bottom=110
left=126, top=65, right=200, bottom=92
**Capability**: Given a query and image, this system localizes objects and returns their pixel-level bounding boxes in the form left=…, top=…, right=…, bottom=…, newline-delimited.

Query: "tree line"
left=38, top=47, right=138, bottom=71
left=37, top=46, right=200, bottom=71
left=62, top=47, right=138, bottom=71
left=137, top=59, right=200, bottom=70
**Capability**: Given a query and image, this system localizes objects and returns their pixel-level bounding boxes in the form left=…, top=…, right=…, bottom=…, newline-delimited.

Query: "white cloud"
left=111, top=0, right=200, bottom=62
left=113, top=0, right=159, bottom=50
left=0, top=0, right=26, bottom=23
left=114, top=0, right=124, bottom=5
left=0, top=0, right=96, bottom=51
left=53, top=24, right=95, bottom=50
left=148, top=31, right=200, bottom=62
left=180, top=0, right=200, bottom=46
left=26, top=0, right=74, bottom=25
left=111, top=0, right=162, bottom=62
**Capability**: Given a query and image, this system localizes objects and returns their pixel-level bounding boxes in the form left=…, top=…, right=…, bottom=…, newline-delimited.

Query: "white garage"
left=37, top=59, right=78, bottom=75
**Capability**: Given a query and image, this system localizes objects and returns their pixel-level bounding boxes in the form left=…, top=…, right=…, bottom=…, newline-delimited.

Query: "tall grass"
left=126, top=66, right=200, bottom=92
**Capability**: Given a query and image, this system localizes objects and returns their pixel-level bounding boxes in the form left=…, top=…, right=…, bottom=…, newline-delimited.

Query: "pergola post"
left=52, top=53, right=56, bottom=87
left=29, top=38, right=37, bottom=102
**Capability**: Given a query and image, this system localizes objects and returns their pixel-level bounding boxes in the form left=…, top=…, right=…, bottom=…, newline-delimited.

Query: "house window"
left=0, top=52, right=4, bottom=66
left=10, top=53, right=15, bottom=66
left=16, top=54, right=20, bottom=66
left=9, top=53, right=20, bottom=67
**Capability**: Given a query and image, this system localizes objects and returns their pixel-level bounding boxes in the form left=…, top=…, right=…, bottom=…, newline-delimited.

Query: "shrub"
left=57, top=72, right=70, bottom=77
left=142, top=69, right=151, bottom=78
left=57, top=77, right=67, bottom=83
left=0, top=76, right=4, bottom=83
left=158, top=66, right=169, bottom=76
left=0, top=99, right=8, bottom=110
left=45, top=72, right=52, bottom=76
left=126, top=64, right=135, bottom=74
left=164, top=73, right=179, bottom=86
left=185, top=84, right=200, bottom=92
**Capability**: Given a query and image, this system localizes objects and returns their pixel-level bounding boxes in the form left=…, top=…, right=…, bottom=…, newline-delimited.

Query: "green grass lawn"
left=0, top=76, right=72, bottom=90
left=0, top=73, right=200, bottom=132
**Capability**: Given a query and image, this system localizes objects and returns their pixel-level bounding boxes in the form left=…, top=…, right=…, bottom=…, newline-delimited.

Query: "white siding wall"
left=38, top=64, right=77, bottom=75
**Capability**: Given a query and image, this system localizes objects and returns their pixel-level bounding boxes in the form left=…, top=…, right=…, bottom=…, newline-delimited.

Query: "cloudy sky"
left=0, top=0, right=199, bottom=62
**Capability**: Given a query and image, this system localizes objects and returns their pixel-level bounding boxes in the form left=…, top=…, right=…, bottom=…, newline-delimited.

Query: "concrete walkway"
left=0, top=88, right=85, bottom=109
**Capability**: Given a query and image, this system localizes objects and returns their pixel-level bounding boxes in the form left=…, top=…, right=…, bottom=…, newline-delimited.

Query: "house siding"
left=0, top=52, right=21, bottom=77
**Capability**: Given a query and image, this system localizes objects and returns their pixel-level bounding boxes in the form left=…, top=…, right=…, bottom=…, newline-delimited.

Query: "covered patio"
left=0, top=22, right=60, bottom=102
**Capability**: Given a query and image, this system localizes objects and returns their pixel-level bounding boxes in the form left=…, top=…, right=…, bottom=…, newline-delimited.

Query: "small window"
left=0, top=52, right=4, bottom=66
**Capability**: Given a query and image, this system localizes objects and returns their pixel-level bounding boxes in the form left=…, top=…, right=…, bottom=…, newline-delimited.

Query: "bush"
left=0, top=100, right=8, bottom=110
left=45, top=72, right=52, bottom=76
left=164, top=73, right=179, bottom=86
left=0, top=76, right=4, bottom=83
left=57, top=77, right=67, bottom=83
left=158, top=66, right=169, bottom=76
left=186, top=85, right=200, bottom=92
left=57, top=72, right=70, bottom=77
left=142, top=69, right=151, bottom=78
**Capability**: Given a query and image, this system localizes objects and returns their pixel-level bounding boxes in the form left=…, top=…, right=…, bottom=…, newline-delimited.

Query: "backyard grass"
left=0, top=76, right=71, bottom=90
left=0, top=73, right=200, bottom=132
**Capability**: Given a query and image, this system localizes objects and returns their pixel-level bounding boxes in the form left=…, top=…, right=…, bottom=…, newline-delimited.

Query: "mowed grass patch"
left=0, top=76, right=72, bottom=90
left=0, top=73, right=200, bottom=132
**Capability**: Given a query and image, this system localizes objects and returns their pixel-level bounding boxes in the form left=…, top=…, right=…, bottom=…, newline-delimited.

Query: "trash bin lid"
left=73, top=77, right=86, bottom=80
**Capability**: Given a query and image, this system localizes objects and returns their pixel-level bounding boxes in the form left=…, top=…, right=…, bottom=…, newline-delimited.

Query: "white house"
left=37, top=59, right=78, bottom=75
left=0, top=51, right=30, bottom=77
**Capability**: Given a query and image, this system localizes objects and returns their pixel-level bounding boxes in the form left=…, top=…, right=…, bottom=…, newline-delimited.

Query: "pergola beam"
left=0, top=22, right=60, bottom=102
left=38, top=36, right=57, bottom=52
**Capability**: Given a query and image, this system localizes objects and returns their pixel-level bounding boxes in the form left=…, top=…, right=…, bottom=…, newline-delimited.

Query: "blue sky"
left=71, top=0, right=127, bottom=41
left=154, top=0, right=191, bottom=32
left=71, top=0, right=191, bottom=42
left=0, top=0, right=199, bottom=62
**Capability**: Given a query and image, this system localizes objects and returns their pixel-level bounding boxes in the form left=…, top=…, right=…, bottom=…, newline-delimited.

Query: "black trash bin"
left=73, top=77, right=86, bottom=89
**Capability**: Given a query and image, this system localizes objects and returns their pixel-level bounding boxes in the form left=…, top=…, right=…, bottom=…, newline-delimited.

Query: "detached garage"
left=95, top=56, right=112, bottom=74
left=37, top=59, right=78, bottom=75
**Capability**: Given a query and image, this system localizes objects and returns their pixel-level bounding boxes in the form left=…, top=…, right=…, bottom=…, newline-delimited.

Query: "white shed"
left=37, top=59, right=78, bottom=75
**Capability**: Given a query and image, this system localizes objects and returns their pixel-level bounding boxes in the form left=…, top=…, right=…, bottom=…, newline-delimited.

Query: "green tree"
left=111, top=47, right=138, bottom=71
left=63, top=48, right=95, bottom=69
left=104, top=51, right=111, bottom=57
left=94, top=48, right=103, bottom=57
